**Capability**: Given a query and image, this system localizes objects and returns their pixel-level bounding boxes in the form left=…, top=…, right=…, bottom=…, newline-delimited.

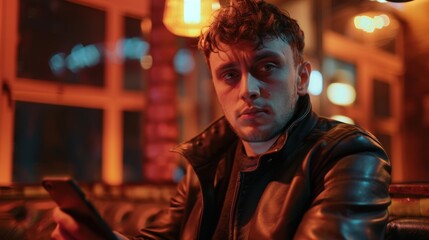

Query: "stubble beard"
left=233, top=101, right=298, bottom=143
left=231, top=115, right=290, bottom=143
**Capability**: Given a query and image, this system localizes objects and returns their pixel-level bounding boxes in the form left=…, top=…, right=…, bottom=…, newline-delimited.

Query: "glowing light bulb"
left=331, top=115, right=355, bottom=124
left=327, top=82, right=356, bottom=106
left=184, top=0, right=201, bottom=24
left=354, top=14, right=391, bottom=33
left=164, top=0, right=219, bottom=37
left=309, top=70, right=323, bottom=96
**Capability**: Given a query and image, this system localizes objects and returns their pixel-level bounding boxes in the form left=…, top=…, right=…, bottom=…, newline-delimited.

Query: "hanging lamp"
left=163, top=0, right=220, bottom=37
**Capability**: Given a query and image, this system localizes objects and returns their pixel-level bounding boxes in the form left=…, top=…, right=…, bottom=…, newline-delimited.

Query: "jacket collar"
left=171, top=94, right=316, bottom=169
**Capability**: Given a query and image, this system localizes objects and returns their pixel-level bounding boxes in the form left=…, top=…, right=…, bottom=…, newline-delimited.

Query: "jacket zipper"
left=229, top=172, right=244, bottom=240
left=196, top=201, right=204, bottom=240
left=287, top=104, right=311, bottom=132
left=227, top=110, right=310, bottom=239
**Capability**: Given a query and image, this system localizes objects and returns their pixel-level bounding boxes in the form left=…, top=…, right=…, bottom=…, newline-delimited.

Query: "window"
left=323, top=12, right=404, bottom=181
left=123, top=111, right=144, bottom=183
left=123, top=16, right=150, bottom=91
left=0, top=0, right=150, bottom=185
left=18, top=0, right=106, bottom=86
left=373, top=79, right=391, bottom=118
left=13, top=102, right=103, bottom=183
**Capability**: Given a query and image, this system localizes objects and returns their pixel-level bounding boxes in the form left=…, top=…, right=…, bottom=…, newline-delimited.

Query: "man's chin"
left=236, top=130, right=275, bottom=142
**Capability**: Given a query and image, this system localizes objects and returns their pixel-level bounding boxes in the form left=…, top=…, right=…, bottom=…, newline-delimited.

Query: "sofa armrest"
left=385, top=217, right=429, bottom=240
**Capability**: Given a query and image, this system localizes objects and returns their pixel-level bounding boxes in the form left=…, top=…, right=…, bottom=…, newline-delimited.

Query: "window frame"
left=0, top=0, right=149, bottom=185
left=323, top=30, right=404, bottom=181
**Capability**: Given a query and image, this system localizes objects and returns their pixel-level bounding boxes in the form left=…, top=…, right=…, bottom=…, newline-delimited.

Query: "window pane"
left=373, top=79, right=391, bottom=118
left=13, top=102, right=103, bottom=184
left=18, top=0, right=105, bottom=86
left=123, top=16, right=149, bottom=91
left=374, top=133, right=392, bottom=160
left=324, top=57, right=357, bottom=105
left=123, top=111, right=144, bottom=183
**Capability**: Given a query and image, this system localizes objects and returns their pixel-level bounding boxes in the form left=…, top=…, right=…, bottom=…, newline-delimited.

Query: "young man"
left=51, top=0, right=391, bottom=239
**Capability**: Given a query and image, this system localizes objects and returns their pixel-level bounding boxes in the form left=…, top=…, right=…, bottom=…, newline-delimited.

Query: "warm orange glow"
left=140, top=55, right=153, bottom=69
left=0, top=102, right=13, bottom=184
left=163, top=0, right=220, bottom=37
left=103, top=108, right=123, bottom=185
left=0, top=113, right=13, bottom=185
left=140, top=18, right=152, bottom=34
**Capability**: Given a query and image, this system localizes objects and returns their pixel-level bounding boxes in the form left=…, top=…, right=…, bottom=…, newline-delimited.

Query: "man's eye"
left=260, top=63, right=276, bottom=72
left=222, top=71, right=239, bottom=82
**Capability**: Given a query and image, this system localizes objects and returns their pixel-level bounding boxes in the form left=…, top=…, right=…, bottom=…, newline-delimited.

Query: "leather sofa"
left=385, top=184, right=429, bottom=240
left=1, top=183, right=428, bottom=239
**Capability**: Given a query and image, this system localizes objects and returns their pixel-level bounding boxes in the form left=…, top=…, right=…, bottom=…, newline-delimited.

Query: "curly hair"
left=198, top=0, right=305, bottom=66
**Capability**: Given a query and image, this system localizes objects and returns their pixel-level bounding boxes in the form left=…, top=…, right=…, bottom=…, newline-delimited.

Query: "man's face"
left=209, top=38, right=310, bottom=142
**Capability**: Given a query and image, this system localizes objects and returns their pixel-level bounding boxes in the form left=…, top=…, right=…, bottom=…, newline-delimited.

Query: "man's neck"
left=242, top=135, right=280, bottom=157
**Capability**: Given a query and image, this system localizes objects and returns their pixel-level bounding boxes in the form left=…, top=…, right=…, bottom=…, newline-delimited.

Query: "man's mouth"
left=239, top=107, right=268, bottom=119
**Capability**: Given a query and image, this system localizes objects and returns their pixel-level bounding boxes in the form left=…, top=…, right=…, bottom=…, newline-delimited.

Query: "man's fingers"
left=51, top=224, right=62, bottom=240
left=52, top=207, right=78, bottom=240
left=52, top=207, right=105, bottom=240
left=51, top=224, right=76, bottom=240
left=52, top=207, right=79, bottom=233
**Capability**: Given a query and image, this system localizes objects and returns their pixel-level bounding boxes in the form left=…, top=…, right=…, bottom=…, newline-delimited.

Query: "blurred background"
left=1, top=0, right=428, bottom=186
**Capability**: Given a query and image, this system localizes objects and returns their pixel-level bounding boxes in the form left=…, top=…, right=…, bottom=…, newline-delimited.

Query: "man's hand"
left=51, top=207, right=127, bottom=240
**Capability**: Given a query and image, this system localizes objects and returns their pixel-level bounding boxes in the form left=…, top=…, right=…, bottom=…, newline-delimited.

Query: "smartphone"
left=42, top=177, right=118, bottom=240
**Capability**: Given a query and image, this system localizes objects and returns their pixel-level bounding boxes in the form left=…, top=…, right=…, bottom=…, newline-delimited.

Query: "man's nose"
left=240, top=73, right=260, bottom=101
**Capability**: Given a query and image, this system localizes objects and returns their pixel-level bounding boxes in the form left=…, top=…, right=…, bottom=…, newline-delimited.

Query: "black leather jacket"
left=135, top=95, right=391, bottom=240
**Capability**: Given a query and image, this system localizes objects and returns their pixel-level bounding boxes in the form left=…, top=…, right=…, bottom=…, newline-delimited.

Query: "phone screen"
left=42, top=177, right=118, bottom=240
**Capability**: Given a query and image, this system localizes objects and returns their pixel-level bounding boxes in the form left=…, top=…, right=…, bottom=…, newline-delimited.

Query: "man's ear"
left=297, top=61, right=311, bottom=96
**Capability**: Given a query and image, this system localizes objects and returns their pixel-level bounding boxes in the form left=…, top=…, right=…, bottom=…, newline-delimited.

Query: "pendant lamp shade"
left=163, top=0, right=219, bottom=37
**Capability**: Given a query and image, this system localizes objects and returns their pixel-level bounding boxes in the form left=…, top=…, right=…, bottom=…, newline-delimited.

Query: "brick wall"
left=144, top=0, right=179, bottom=182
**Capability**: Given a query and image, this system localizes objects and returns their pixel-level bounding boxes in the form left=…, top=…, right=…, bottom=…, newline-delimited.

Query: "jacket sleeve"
left=128, top=164, right=197, bottom=240
left=294, top=129, right=392, bottom=240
